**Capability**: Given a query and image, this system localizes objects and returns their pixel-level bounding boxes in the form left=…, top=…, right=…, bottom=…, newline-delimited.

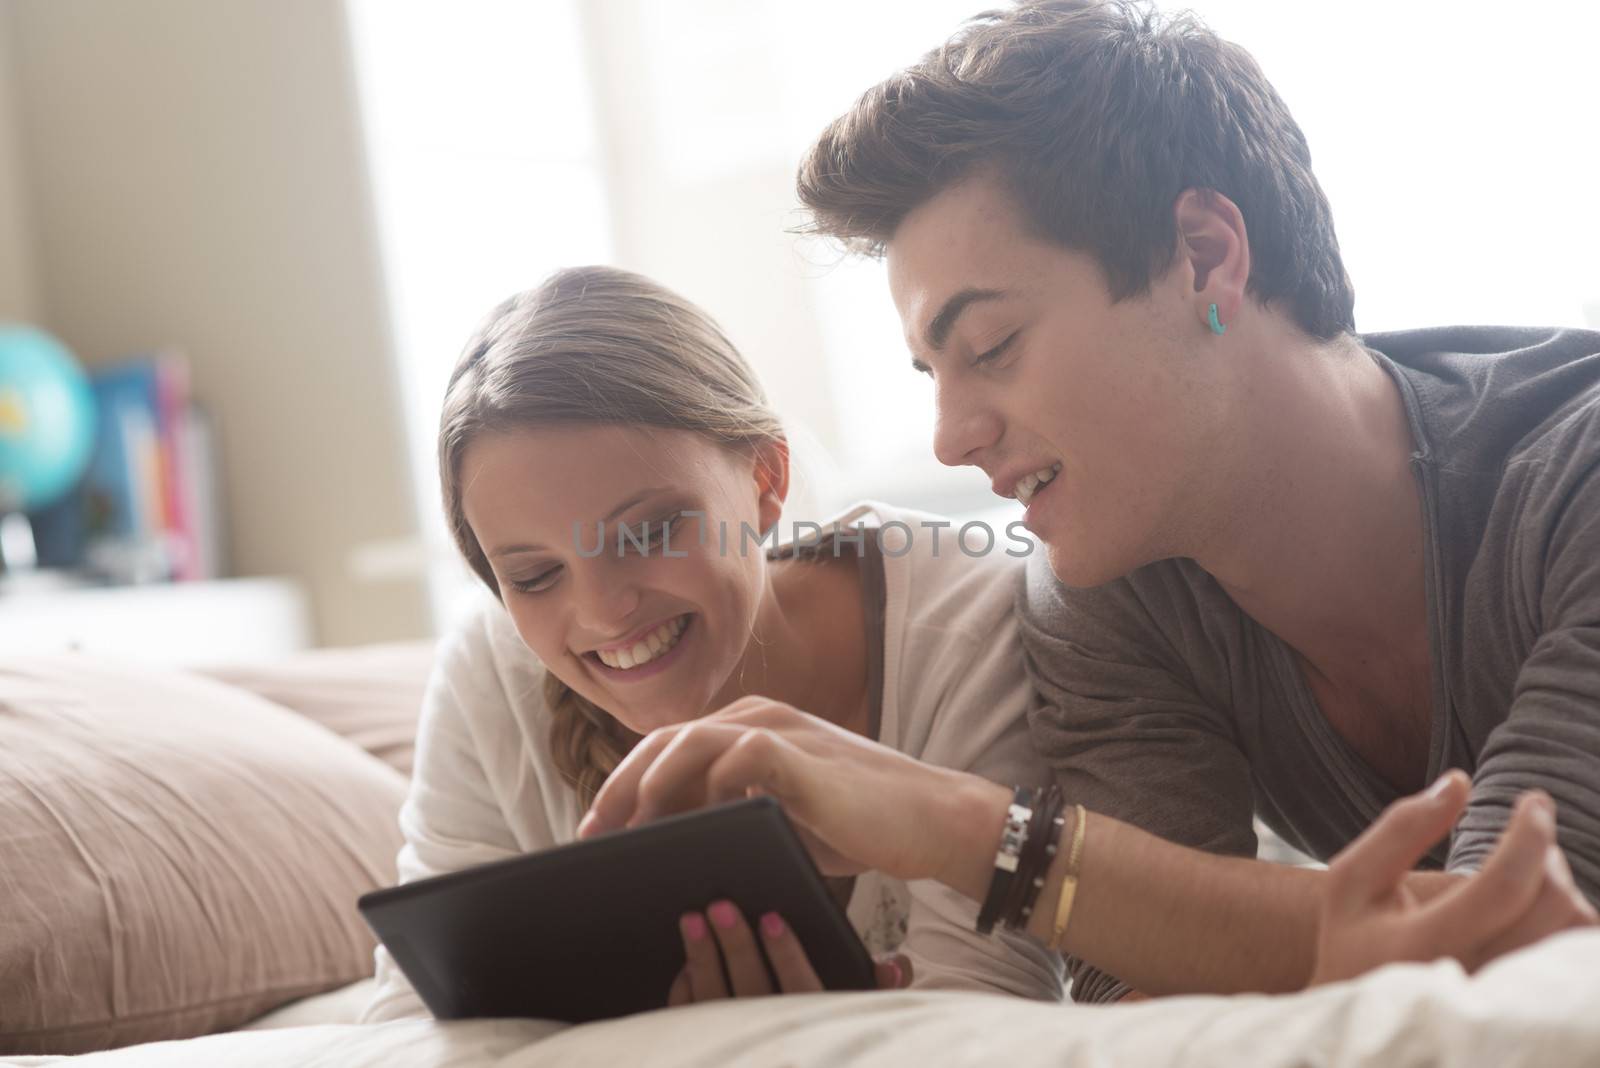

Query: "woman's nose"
left=570, top=563, right=641, bottom=638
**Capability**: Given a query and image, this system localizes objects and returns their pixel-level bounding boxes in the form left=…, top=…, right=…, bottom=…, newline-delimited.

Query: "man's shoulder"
left=1364, top=324, right=1600, bottom=472
left=1367, top=326, right=1600, bottom=537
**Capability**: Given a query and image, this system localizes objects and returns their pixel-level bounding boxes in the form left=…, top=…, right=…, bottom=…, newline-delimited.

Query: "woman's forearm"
left=940, top=776, right=1320, bottom=995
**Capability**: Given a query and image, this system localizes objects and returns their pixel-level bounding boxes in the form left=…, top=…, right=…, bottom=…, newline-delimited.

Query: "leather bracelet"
left=1006, top=782, right=1065, bottom=930
left=976, top=785, right=1035, bottom=935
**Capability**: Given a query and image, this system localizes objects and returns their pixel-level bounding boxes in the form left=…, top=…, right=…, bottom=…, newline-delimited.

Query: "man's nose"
left=931, top=380, right=1003, bottom=468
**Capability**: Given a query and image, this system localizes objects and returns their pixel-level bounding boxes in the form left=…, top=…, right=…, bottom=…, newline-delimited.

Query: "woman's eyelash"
left=510, top=512, right=690, bottom=592
left=509, top=567, right=559, bottom=595
left=515, top=512, right=687, bottom=589
left=625, top=511, right=686, bottom=551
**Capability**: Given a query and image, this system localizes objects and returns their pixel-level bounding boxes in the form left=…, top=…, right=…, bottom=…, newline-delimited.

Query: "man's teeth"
left=1014, top=464, right=1062, bottom=505
left=596, top=616, right=687, bottom=670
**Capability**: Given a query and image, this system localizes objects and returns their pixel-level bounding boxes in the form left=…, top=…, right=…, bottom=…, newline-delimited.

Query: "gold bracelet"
left=1051, top=803, right=1088, bottom=950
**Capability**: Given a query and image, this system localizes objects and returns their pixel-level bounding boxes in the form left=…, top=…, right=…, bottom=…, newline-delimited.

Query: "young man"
left=581, top=0, right=1598, bottom=998
left=794, top=0, right=1600, bottom=997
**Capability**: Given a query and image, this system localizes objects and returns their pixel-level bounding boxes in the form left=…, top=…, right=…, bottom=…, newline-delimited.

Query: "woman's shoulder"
left=419, top=588, right=582, bottom=840
left=427, top=589, right=553, bottom=729
left=846, top=502, right=1042, bottom=777
left=838, top=499, right=1028, bottom=620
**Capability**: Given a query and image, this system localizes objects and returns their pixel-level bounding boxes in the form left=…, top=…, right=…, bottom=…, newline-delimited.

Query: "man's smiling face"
left=886, top=172, right=1226, bottom=587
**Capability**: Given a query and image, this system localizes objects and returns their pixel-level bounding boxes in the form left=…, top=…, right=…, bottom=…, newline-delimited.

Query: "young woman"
left=362, top=265, right=1063, bottom=1022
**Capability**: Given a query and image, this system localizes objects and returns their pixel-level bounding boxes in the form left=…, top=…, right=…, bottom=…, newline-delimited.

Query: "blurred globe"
left=0, top=326, right=97, bottom=513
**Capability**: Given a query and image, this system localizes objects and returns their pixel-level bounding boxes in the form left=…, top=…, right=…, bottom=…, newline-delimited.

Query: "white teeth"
left=595, top=615, right=688, bottom=671
left=1013, top=463, right=1062, bottom=506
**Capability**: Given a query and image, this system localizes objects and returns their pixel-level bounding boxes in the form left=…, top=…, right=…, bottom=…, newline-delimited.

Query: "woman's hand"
left=1309, top=770, right=1599, bottom=985
left=578, top=697, right=1002, bottom=892
left=667, top=901, right=911, bottom=1005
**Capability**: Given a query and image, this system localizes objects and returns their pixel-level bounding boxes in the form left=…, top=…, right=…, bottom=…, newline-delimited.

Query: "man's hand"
left=578, top=697, right=993, bottom=889
left=1310, top=770, right=1598, bottom=985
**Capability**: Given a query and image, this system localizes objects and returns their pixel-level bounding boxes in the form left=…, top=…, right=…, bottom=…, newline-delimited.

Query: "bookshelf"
left=0, top=577, right=312, bottom=667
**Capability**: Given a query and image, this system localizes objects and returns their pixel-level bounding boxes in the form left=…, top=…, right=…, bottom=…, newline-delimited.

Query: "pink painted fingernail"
left=885, top=958, right=904, bottom=987
left=709, top=901, right=739, bottom=931
left=760, top=912, right=785, bottom=938
left=681, top=913, right=707, bottom=941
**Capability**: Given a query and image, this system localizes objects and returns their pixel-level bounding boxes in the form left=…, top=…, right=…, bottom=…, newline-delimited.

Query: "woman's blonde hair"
left=438, top=265, right=785, bottom=803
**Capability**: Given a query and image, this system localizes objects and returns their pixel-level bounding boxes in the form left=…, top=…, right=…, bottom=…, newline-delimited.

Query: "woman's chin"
left=612, top=702, right=703, bottom=738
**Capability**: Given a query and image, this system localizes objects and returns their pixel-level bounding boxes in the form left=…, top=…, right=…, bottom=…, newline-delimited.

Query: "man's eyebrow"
left=924, top=288, right=1007, bottom=351
left=488, top=485, right=669, bottom=558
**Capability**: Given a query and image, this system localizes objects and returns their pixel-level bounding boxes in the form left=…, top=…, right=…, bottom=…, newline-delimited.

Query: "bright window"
left=348, top=0, right=1600, bottom=628
left=346, top=0, right=612, bottom=622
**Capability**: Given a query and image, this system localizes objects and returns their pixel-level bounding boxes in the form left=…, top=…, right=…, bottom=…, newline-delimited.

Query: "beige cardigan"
left=364, top=502, right=1064, bottom=1023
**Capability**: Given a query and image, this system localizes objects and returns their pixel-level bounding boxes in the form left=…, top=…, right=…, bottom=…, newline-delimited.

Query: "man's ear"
left=752, top=437, right=790, bottom=534
left=1172, top=188, right=1251, bottom=333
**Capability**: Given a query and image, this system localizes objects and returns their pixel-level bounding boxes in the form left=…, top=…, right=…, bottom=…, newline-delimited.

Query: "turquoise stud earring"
left=1207, top=303, right=1226, bottom=336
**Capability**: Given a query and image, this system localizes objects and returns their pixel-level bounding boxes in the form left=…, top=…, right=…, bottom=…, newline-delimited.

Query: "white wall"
left=5, top=0, right=429, bottom=645
left=0, top=3, right=37, bottom=322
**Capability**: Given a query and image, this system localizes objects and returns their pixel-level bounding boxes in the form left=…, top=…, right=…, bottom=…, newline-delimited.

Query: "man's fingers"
left=632, top=723, right=757, bottom=825
left=582, top=702, right=849, bottom=838
left=1415, top=791, right=1557, bottom=955
left=1326, top=770, right=1470, bottom=911
left=579, top=726, right=684, bottom=838
left=704, top=729, right=800, bottom=808
left=757, top=912, right=825, bottom=994
left=1548, top=845, right=1600, bottom=924
left=1468, top=845, right=1598, bottom=967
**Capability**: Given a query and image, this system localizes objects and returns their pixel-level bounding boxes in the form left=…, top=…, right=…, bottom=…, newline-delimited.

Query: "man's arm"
left=580, top=698, right=1592, bottom=996
left=1015, top=551, right=1593, bottom=996
left=1450, top=441, right=1600, bottom=906
left=1018, top=556, right=1267, bottom=998
left=933, top=770, right=1583, bottom=996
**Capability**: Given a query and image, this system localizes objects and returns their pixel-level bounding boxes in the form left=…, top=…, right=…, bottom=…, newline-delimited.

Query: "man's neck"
left=1192, top=326, right=1429, bottom=679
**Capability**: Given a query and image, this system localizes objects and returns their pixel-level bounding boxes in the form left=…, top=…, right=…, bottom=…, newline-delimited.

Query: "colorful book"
left=30, top=350, right=221, bottom=584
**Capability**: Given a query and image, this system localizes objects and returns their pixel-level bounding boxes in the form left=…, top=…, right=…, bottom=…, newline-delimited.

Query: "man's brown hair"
left=796, top=0, right=1355, bottom=339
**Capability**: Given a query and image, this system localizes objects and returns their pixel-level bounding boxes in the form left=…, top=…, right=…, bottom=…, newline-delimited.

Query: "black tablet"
left=357, top=796, right=876, bottom=1023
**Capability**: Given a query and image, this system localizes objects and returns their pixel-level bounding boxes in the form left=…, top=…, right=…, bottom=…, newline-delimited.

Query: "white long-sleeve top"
left=363, top=502, right=1064, bottom=1023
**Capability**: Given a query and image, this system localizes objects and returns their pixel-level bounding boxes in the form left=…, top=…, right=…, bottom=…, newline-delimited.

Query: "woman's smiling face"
left=460, top=423, right=784, bottom=735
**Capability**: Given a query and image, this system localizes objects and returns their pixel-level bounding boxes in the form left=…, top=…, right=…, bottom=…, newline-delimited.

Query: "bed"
left=3, top=644, right=1596, bottom=1067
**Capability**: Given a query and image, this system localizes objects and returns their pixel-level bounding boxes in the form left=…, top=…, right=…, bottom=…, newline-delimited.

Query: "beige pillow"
left=0, top=655, right=407, bottom=1055
left=199, top=641, right=435, bottom=776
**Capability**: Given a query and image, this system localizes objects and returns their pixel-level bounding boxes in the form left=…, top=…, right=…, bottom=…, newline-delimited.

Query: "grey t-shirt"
left=1021, top=325, right=1600, bottom=1002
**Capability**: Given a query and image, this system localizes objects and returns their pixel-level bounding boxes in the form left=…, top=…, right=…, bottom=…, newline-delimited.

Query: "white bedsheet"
left=15, top=930, right=1599, bottom=1068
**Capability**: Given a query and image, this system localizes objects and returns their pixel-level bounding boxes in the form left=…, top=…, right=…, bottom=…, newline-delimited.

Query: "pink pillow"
left=0, top=655, right=407, bottom=1054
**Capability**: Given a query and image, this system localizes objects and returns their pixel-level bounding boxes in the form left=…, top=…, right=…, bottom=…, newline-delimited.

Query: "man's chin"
left=1043, top=539, right=1134, bottom=589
